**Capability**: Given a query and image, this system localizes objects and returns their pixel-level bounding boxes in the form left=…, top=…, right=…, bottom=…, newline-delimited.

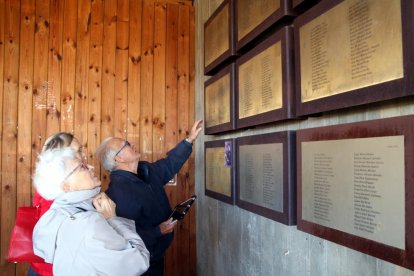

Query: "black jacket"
left=106, top=140, right=192, bottom=260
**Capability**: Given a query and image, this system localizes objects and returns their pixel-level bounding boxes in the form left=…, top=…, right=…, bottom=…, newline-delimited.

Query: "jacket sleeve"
left=85, top=215, right=150, bottom=275
left=135, top=223, right=162, bottom=247
left=149, top=140, right=193, bottom=184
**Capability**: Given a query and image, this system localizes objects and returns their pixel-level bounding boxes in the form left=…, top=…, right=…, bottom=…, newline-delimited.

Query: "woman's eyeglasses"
left=114, top=141, right=130, bottom=158
left=62, top=161, right=89, bottom=183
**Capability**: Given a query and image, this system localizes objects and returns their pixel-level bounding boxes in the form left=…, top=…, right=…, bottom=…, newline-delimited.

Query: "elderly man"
left=33, top=147, right=150, bottom=275
left=96, top=120, right=202, bottom=276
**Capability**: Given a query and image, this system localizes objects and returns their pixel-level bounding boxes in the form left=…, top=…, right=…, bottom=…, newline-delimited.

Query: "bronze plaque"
left=301, top=136, right=405, bottom=249
left=205, top=74, right=231, bottom=128
left=205, top=140, right=235, bottom=204
left=239, top=143, right=284, bottom=212
left=238, top=42, right=283, bottom=119
left=205, top=64, right=236, bottom=135
left=205, top=3, right=230, bottom=70
left=299, top=0, right=403, bottom=102
left=236, top=131, right=296, bottom=225
left=205, top=146, right=232, bottom=197
left=237, top=0, right=280, bottom=42
left=297, top=115, right=414, bottom=270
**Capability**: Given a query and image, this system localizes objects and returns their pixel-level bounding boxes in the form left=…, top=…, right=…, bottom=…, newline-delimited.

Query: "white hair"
left=95, top=137, right=117, bottom=172
left=33, top=147, right=76, bottom=200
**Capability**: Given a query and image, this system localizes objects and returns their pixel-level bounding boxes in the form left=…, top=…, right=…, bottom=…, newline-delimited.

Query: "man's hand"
left=93, top=192, right=116, bottom=219
left=159, top=218, right=177, bottom=235
left=187, top=119, right=203, bottom=144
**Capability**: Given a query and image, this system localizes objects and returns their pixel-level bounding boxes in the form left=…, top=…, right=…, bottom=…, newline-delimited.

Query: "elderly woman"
left=30, top=132, right=86, bottom=276
left=32, top=147, right=149, bottom=275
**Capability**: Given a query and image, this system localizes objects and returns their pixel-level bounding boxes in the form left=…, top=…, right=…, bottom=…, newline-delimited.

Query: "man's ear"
left=62, top=181, right=71, bottom=192
left=114, top=155, right=122, bottom=163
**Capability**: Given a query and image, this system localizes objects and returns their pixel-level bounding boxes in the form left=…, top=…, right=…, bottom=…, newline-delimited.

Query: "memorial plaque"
left=235, top=0, right=295, bottom=51
left=204, top=64, right=235, bottom=134
left=205, top=139, right=235, bottom=204
left=297, top=115, right=414, bottom=270
left=204, top=0, right=237, bottom=75
left=236, top=132, right=296, bottom=225
left=236, top=26, right=295, bottom=129
left=295, top=0, right=414, bottom=116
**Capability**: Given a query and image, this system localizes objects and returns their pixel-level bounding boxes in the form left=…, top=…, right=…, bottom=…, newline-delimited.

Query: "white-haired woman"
left=32, top=147, right=150, bottom=275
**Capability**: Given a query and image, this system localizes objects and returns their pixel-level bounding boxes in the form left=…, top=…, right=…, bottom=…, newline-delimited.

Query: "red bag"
left=7, top=206, right=44, bottom=263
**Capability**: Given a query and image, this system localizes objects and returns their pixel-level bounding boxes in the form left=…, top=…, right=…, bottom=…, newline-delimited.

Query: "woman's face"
left=70, top=138, right=85, bottom=160
left=63, top=158, right=101, bottom=192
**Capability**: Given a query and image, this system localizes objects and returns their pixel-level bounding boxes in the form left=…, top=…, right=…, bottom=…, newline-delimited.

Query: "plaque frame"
left=296, top=115, right=414, bottom=270
left=204, top=0, right=237, bottom=75
left=294, top=0, right=414, bottom=116
left=235, top=0, right=295, bottom=51
left=292, top=0, right=320, bottom=13
left=236, top=131, right=296, bottom=225
left=204, top=139, right=236, bottom=205
left=204, top=63, right=236, bottom=134
left=235, top=26, right=295, bottom=129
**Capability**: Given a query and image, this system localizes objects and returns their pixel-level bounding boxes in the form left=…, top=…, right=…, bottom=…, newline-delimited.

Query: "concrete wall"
left=194, top=0, right=414, bottom=275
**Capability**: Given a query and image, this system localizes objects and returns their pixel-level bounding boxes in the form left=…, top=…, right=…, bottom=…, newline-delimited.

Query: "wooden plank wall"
left=0, top=0, right=195, bottom=275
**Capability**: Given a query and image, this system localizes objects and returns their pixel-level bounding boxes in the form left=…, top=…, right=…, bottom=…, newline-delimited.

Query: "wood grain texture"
left=1, top=0, right=20, bottom=273
left=61, top=0, right=77, bottom=134
left=127, top=0, right=142, bottom=152
left=164, top=4, right=179, bottom=274
left=140, top=0, right=154, bottom=161
left=0, top=1, right=195, bottom=274
left=87, top=0, right=103, bottom=173
left=114, top=0, right=129, bottom=139
left=31, top=0, right=49, bottom=178
left=74, top=0, right=90, bottom=150
left=153, top=2, right=166, bottom=162
left=17, top=3, right=34, bottom=272
left=46, top=0, right=64, bottom=137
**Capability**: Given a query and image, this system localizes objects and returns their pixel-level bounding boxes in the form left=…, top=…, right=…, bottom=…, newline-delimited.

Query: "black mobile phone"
left=169, top=195, right=197, bottom=221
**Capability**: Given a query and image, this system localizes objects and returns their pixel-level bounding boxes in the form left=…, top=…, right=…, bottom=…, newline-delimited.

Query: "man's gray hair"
left=33, top=147, right=76, bottom=200
left=95, top=137, right=117, bottom=172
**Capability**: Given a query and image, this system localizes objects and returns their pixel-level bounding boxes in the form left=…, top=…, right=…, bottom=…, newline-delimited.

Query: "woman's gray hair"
left=95, top=137, right=117, bottom=172
left=42, top=132, right=74, bottom=152
left=33, top=147, right=76, bottom=200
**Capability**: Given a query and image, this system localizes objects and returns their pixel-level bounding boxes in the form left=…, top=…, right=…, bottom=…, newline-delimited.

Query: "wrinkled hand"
left=93, top=192, right=116, bottom=219
left=187, top=119, right=203, bottom=143
left=159, top=218, right=177, bottom=235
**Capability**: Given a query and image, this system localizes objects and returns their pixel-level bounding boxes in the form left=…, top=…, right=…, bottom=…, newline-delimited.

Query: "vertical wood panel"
left=152, top=2, right=166, bottom=161
left=1, top=0, right=20, bottom=273
left=164, top=4, right=179, bottom=274
left=31, top=0, right=49, bottom=177
left=188, top=6, right=196, bottom=276
left=127, top=0, right=142, bottom=149
left=176, top=4, right=190, bottom=275
left=114, top=0, right=129, bottom=139
left=74, top=0, right=90, bottom=147
left=17, top=0, right=35, bottom=217
left=61, top=0, right=77, bottom=133
left=0, top=0, right=5, bottom=274
left=46, top=0, right=64, bottom=137
left=88, top=0, right=103, bottom=172
left=0, top=3, right=4, bottom=252
left=140, top=0, right=154, bottom=161
left=100, top=0, right=117, bottom=189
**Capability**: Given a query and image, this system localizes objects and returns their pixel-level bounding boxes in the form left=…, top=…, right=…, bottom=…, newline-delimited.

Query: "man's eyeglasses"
left=114, top=140, right=130, bottom=158
left=62, top=161, right=89, bottom=183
